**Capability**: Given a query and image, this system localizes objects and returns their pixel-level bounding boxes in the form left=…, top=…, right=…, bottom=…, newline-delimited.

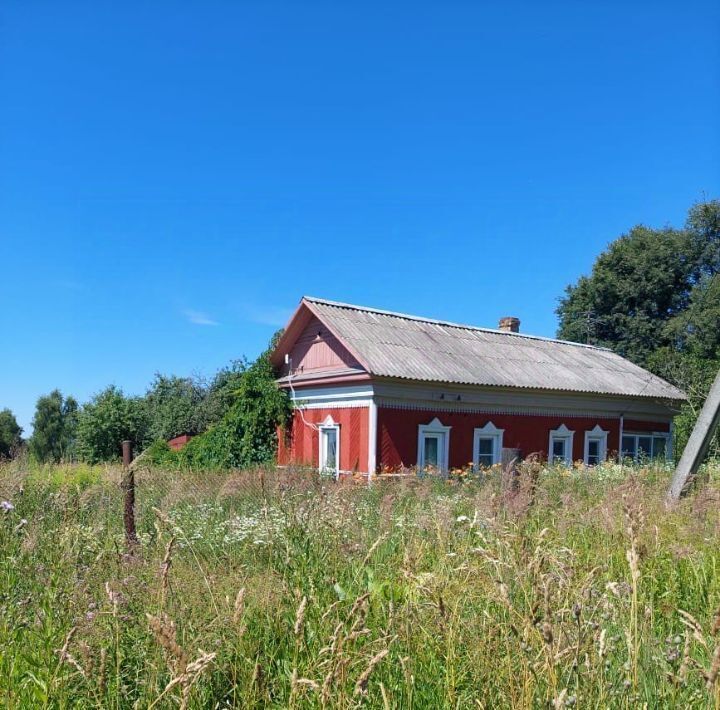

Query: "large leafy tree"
left=558, top=199, right=720, bottom=459
left=76, top=386, right=149, bottom=464
left=198, top=359, right=248, bottom=426
left=29, top=390, right=79, bottom=463
left=144, top=374, right=207, bottom=441
left=556, top=225, right=698, bottom=365
left=0, top=409, right=22, bottom=459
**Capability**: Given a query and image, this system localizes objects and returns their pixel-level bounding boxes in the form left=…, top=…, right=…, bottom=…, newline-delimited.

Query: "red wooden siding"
left=168, top=434, right=194, bottom=450
left=377, top=407, right=670, bottom=469
left=285, top=316, right=361, bottom=375
left=278, top=407, right=369, bottom=472
left=623, top=419, right=670, bottom=433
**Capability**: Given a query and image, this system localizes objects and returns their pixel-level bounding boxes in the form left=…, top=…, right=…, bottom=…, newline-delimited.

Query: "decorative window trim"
left=584, top=424, right=608, bottom=466
left=319, top=415, right=340, bottom=479
left=472, top=421, right=504, bottom=470
left=548, top=423, right=574, bottom=466
left=417, top=417, right=451, bottom=473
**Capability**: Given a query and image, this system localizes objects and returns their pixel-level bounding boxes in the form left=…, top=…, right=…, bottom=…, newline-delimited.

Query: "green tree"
left=148, top=336, right=291, bottom=470
left=145, top=373, right=207, bottom=441
left=29, top=390, right=79, bottom=463
left=556, top=225, right=697, bottom=365
left=558, top=198, right=720, bottom=462
left=76, top=386, right=149, bottom=464
left=198, top=359, right=248, bottom=426
left=687, top=198, right=720, bottom=278
left=0, top=409, right=22, bottom=459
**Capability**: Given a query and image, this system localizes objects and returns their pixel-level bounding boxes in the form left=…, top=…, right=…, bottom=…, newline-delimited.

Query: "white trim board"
left=549, top=424, right=574, bottom=466
left=472, top=421, right=504, bottom=469
left=417, top=417, right=451, bottom=473
left=583, top=424, right=608, bottom=465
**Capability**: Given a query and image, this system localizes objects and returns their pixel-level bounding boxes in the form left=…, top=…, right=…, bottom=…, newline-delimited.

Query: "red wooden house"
left=271, top=297, right=686, bottom=476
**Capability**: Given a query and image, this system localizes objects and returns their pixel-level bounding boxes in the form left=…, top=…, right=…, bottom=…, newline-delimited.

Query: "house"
left=167, top=434, right=194, bottom=450
left=270, top=297, right=686, bottom=476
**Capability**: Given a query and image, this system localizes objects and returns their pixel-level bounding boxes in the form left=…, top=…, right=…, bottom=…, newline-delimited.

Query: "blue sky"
left=1, top=1, right=719, bottom=433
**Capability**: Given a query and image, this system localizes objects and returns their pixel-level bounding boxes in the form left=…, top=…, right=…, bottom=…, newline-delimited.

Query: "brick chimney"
left=498, top=316, right=520, bottom=333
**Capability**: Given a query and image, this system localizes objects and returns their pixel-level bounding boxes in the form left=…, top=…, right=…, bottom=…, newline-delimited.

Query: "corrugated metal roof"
left=303, top=297, right=686, bottom=401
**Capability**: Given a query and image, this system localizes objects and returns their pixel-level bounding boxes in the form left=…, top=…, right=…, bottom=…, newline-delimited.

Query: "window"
left=548, top=424, right=574, bottom=466
left=584, top=425, right=608, bottom=466
left=473, top=422, right=504, bottom=470
left=417, top=417, right=451, bottom=473
left=319, top=417, right=340, bottom=478
left=621, top=433, right=669, bottom=463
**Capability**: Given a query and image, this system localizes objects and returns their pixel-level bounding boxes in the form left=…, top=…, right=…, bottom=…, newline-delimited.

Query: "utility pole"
left=667, top=369, right=720, bottom=502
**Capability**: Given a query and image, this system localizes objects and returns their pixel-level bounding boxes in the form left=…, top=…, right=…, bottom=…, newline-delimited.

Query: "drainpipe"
left=618, top=414, right=625, bottom=464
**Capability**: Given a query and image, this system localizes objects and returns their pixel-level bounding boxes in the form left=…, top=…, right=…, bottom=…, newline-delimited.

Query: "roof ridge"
left=303, top=296, right=613, bottom=352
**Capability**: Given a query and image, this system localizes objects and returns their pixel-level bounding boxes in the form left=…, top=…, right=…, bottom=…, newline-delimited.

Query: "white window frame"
left=548, top=424, right=574, bottom=466
left=584, top=425, right=608, bottom=466
left=473, top=421, right=504, bottom=470
left=319, top=415, right=340, bottom=479
left=417, top=417, right=451, bottom=473
left=621, top=432, right=670, bottom=463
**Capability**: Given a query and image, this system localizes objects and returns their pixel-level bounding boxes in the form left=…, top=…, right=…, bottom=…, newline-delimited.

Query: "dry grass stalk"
left=708, top=643, right=720, bottom=690
left=678, top=610, right=708, bottom=648
left=160, top=536, right=175, bottom=606
left=55, top=627, right=86, bottom=678
left=354, top=648, right=389, bottom=696
left=348, top=592, right=370, bottom=621
left=147, top=613, right=189, bottom=674
left=321, top=600, right=340, bottom=621
left=160, top=650, right=216, bottom=710
left=233, top=587, right=246, bottom=625
left=294, top=596, right=307, bottom=636
left=362, top=534, right=387, bottom=566
left=291, top=673, right=320, bottom=691
left=98, top=647, right=107, bottom=696
left=712, top=605, right=720, bottom=637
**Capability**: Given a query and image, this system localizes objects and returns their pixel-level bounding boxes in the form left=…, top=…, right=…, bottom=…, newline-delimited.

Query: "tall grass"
left=0, top=459, right=719, bottom=708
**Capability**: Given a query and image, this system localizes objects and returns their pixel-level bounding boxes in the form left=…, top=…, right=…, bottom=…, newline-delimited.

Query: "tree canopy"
left=75, top=386, right=149, bottom=464
left=557, top=198, right=720, bottom=458
left=29, top=390, right=78, bottom=463
left=0, top=409, right=22, bottom=459
left=144, top=374, right=207, bottom=441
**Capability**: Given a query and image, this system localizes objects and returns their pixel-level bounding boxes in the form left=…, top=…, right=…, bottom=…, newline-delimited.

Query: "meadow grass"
left=0, top=459, right=719, bottom=708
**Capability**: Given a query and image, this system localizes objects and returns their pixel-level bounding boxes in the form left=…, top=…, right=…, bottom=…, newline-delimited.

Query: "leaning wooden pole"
left=667, top=368, right=720, bottom=502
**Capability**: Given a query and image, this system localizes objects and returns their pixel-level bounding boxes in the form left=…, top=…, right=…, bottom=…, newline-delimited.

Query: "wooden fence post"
left=667, top=368, right=720, bottom=502
left=121, top=440, right=138, bottom=546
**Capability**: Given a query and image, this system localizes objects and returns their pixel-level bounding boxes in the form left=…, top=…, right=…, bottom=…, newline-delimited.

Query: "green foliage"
left=29, top=390, right=79, bottom=463
left=687, top=198, right=720, bottom=278
left=557, top=198, right=720, bottom=462
left=75, top=386, right=149, bottom=464
left=144, top=373, right=207, bottom=441
left=0, top=409, right=22, bottom=459
left=142, top=341, right=290, bottom=471
left=648, top=349, right=720, bottom=458
left=179, top=349, right=291, bottom=470
left=143, top=439, right=180, bottom=469
left=198, top=359, right=248, bottom=426
left=556, top=225, right=697, bottom=365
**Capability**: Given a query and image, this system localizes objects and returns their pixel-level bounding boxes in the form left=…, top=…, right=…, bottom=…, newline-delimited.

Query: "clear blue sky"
left=1, top=1, right=719, bottom=433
